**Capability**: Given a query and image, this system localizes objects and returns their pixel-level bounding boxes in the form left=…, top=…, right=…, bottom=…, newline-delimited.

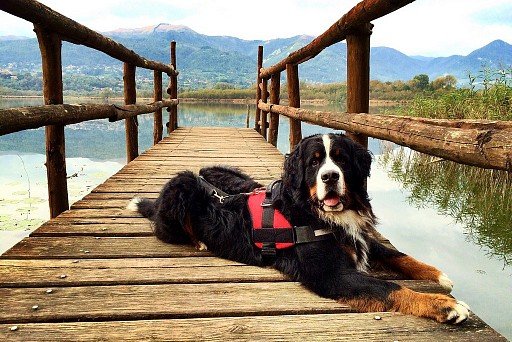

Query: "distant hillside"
left=0, top=24, right=511, bottom=91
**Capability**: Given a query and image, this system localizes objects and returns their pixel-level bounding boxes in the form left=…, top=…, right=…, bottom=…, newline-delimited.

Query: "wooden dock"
left=0, top=127, right=505, bottom=341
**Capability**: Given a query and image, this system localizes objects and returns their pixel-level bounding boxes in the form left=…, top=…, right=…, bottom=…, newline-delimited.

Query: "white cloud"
left=1, top=0, right=511, bottom=56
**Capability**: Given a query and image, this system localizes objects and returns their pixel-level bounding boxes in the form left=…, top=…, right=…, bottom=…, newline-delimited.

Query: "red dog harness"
left=248, top=181, right=334, bottom=263
left=248, top=190, right=295, bottom=250
left=199, top=176, right=334, bottom=264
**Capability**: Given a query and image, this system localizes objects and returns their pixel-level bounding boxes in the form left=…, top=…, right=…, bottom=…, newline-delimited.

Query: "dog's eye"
left=311, top=159, right=319, bottom=167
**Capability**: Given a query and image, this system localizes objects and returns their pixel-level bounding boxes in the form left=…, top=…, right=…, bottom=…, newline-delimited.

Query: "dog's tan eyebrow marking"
left=314, top=151, right=321, bottom=158
left=334, top=148, right=341, bottom=156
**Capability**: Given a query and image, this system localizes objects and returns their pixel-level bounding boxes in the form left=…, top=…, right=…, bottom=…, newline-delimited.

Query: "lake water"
left=1, top=97, right=511, bottom=339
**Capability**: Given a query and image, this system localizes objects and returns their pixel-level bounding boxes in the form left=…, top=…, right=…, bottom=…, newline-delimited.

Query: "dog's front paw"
left=445, top=301, right=471, bottom=324
left=437, top=273, right=454, bottom=292
left=426, top=294, right=471, bottom=324
left=394, top=289, right=470, bottom=324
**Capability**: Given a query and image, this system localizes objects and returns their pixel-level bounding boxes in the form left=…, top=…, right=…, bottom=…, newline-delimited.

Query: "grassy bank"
left=393, top=69, right=512, bottom=120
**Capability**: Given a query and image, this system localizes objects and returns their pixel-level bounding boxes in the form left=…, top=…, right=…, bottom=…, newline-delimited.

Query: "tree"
left=411, top=74, right=430, bottom=91
left=431, top=75, right=457, bottom=90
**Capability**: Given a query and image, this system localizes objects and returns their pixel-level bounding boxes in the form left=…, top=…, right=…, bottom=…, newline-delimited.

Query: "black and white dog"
left=128, top=133, right=469, bottom=323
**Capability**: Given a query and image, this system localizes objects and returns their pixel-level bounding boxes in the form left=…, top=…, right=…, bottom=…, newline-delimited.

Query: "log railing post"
left=255, top=46, right=263, bottom=132
left=123, top=63, right=138, bottom=162
left=346, top=24, right=372, bottom=148
left=34, top=25, right=69, bottom=218
left=260, top=78, right=269, bottom=139
left=167, top=41, right=178, bottom=133
left=268, top=72, right=281, bottom=146
left=286, top=63, right=302, bottom=150
left=153, top=70, right=163, bottom=144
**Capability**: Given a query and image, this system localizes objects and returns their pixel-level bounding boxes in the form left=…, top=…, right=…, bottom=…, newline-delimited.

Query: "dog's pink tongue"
left=323, top=194, right=340, bottom=207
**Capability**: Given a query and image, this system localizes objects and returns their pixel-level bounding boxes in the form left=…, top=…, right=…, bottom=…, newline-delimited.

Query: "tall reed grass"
left=394, top=68, right=512, bottom=120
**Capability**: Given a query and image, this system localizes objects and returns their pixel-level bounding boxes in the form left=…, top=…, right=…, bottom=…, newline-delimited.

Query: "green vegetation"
left=378, top=67, right=512, bottom=264
left=393, top=68, right=512, bottom=120
left=380, top=148, right=512, bottom=264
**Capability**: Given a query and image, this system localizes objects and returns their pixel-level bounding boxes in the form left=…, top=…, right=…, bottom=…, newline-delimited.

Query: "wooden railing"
left=255, top=0, right=512, bottom=172
left=0, top=0, right=180, bottom=218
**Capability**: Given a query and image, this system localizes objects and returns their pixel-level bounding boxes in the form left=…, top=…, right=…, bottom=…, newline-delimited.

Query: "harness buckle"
left=212, top=190, right=227, bottom=204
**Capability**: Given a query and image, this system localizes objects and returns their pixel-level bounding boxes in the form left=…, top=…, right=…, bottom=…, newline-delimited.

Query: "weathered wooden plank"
left=0, top=257, right=241, bottom=268
left=81, top=193, right=158, bottom=200
left=0, top=282, right=348, bottom=323
left=31, top=223, right=153, bottom=236
left=1, top=313, right=504, bottom=342
left=0, top=261, right=285, bottom=287
left=1, top=237, right=209, bottom=259
left=70, top=199, right=152, bottom=209
left=44, top=217, right=150, bottom=225
left=57, top=209, right=144, bottom=218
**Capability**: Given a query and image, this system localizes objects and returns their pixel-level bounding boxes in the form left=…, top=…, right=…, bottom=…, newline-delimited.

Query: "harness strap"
left=260, top=180, right=279, bottom=264
left=294, top=226, right=333, bottom=244
left=198, top=176, right=229, bottom=203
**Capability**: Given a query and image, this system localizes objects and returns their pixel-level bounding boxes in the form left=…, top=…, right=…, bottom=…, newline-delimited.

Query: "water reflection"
left=380, top=146, right=512, bottom=266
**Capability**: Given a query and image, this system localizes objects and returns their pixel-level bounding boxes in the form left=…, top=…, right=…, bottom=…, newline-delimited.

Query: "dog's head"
left=283, top=133, right=372, bottom=220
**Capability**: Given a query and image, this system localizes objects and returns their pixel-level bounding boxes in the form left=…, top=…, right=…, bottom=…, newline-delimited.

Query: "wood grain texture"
left=35, top=26, right=69, bottom=218
left=1, top=313, right=504, bottom=342
left=346, top=24, right=371, bottom=148
left=1, top=236, right=209, bottom=259
left=0, top=282, right=349, bottom=323
left=124, top=63, right=138, bottom=162
left=0, top=259, right=286, bottom=287
left=258, top=102, right=512, bottom=171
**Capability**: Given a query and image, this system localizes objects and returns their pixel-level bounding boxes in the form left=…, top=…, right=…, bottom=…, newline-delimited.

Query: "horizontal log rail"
left=0, top=0, right=177, bottom=75
left=0, top=100, right=179, bottom=136
left=259, top=0, right=415, bottom=79
left=258, top=101, right=512, bottom=171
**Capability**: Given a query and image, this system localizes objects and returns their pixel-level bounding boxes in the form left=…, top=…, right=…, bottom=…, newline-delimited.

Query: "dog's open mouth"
left=320, top=191, right=343, bottom=210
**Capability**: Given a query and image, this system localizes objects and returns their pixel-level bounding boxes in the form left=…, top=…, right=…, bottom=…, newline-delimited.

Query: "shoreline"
left=0, top=95, right=404, bottom=106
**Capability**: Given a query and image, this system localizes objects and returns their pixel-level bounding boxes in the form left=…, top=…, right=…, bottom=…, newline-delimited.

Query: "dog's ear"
left=283, top=142, right=304, bottom=191
left=352, top=142, right=372, bottom=182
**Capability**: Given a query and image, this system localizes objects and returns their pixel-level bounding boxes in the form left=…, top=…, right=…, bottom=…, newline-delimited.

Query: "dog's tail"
left=126, top=197, right=156, bottom=218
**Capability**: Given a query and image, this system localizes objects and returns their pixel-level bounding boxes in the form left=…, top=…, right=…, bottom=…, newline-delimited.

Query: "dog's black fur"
left=131, top=133, right=469, bottom=323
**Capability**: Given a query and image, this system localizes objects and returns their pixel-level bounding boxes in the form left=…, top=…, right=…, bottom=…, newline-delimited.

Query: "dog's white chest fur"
left=319, top=209, right=370, bottom=272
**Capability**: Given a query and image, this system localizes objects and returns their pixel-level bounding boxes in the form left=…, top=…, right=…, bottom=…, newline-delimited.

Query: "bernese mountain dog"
left=128, top=133, right=470, bottom=324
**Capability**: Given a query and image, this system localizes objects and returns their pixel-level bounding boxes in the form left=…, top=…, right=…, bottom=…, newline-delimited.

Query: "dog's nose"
left=321, top=171, right=340, bottom=183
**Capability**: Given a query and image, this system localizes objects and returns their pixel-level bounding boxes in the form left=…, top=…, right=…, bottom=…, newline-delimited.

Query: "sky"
left=0, top=0, right=511, bottom=57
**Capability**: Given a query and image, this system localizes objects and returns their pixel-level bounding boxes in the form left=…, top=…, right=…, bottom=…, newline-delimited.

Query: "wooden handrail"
left=259, top=0, right=415, bottom=79
left=258, top=101, right=512, bottom=171
left=0, top=100, right=179, bottom=136
left=1, top=0, right=180, bottom=219
left=0, top=0, right=177, bottom=75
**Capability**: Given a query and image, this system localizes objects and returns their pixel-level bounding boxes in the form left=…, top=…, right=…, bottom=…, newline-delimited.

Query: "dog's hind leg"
left=149, top=171, right=212, bottom=245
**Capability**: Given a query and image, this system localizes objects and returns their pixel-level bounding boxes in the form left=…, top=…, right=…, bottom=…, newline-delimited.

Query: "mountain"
left=0, top=24, right=511, bottom=91
left=0, top=35, right=31, bottom=41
